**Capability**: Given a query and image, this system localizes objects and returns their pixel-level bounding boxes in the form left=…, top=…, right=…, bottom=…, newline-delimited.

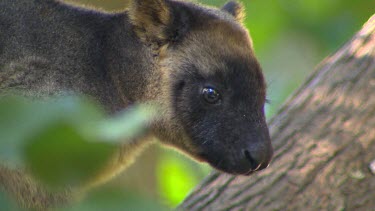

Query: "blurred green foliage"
left=0, top=95, right=161, bottom=210
left=156, top=150, right=211, bottom=207
left=157, top=154, right=199, bottom=206
left=1, top=0, right=374, bottom=209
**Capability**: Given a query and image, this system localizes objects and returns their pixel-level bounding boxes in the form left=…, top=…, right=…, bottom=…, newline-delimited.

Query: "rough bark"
left=181, top=14, right=375, bottom=211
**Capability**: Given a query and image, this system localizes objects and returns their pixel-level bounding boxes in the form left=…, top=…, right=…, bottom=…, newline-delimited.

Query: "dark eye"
left=202, top=87, right=221, bottom=104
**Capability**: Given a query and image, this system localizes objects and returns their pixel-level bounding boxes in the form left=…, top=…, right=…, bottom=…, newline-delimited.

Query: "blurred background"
left=61, top=0, right=375, bottom=208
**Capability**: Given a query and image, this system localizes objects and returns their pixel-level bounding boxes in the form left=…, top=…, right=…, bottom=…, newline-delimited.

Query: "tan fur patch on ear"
left=222, top=1, right=245, bottom=22
left=128, top=0, right=170, bottom=44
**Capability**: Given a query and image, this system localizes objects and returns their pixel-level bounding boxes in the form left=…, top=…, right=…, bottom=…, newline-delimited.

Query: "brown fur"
left=128, top=0, right=170, bottom=44
left=221, top=1, right=245, bottom=22
left=0, top=165, right=74, bottom=210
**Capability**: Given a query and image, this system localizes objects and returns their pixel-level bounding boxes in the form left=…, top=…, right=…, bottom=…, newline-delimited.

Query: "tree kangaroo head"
left=129, top=0, right=273, bottom=175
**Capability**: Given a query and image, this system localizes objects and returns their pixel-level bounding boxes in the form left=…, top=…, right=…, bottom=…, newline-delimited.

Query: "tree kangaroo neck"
left=105, top=14, right=162, bottom=109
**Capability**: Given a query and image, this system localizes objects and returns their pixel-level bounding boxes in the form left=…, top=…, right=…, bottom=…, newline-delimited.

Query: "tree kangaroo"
left=0, top=0, right=273, bottom=209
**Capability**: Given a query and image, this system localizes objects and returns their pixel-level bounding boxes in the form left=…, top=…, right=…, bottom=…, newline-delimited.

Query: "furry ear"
left=128, top=0, right=190, bottom=49
left=222, top=1, right=245, bottom=22
left=128, top=0, right=171, bottom=44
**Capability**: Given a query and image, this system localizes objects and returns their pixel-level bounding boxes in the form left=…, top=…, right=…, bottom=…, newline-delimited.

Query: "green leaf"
left=0, top=95, right=156, bottom=188
left=24, top=121, right=116, bottom=188
left=0, top=96, right=155, bottom=187
left=0, top=96, right=103, bottom=166
left=95, top=104, right=157, bottom=142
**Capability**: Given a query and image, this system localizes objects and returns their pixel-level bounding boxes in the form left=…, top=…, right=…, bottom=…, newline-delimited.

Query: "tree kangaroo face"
left=130, top=0, right=273, bottom=175
left=157, top=3, right=273, bottom=175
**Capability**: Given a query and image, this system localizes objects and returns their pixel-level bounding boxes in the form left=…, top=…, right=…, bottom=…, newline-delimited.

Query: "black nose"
left=242, top=147, right=272, bottom=172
